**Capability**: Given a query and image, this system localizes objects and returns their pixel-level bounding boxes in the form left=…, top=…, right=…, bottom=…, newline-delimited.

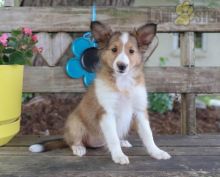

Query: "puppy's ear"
left=90, top=21, right=112, bottom=47
left=134, top=23, right=157, bottom=50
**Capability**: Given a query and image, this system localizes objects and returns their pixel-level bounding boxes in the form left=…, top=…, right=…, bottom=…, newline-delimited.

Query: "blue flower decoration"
left=66, top=32, right=98, bottom=87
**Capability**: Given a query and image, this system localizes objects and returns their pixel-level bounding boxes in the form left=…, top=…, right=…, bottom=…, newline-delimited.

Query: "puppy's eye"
left=129, top=49, right=134, bottom=54
left=111, top=47, right=117, bottom=53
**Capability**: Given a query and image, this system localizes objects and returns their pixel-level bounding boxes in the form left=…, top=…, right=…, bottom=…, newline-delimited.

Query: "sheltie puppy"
left=29, top=21, right=171, bottom=165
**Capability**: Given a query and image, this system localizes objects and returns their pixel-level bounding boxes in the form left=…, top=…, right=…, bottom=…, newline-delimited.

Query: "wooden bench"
left=1, top=2, right=220, bottom=176
left=1, top=134, right=220, bottom=176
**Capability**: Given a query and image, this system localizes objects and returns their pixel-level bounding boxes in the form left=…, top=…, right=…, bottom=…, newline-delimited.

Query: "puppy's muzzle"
left=117, top=62, right=128, bottom=73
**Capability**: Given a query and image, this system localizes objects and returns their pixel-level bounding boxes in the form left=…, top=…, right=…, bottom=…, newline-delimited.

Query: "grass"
left=197, top=95, right=220, bottom=106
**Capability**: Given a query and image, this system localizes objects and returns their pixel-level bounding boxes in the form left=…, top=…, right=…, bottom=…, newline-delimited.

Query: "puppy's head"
left=91, top=21, right=157, bottom=75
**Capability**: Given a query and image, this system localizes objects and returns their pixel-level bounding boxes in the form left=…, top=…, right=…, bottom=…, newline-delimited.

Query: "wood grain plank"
left=6, top=135, right=220, bottom=147
left=1, top=7, right=220, bottom=32
left=23, top=66, right=220, bottom=93
left=23, top=67, right=86, bottom=93
left=1, top=135, right=220, bottom=176
left=0, top=171, right=217, bottom=177
left=1, top=146, right=220, bottom=156
left=0, top=156, right=219, bottom=176
left=180, top=32, right=197, bottom=135
left=36, top=32, right=72, bottom=66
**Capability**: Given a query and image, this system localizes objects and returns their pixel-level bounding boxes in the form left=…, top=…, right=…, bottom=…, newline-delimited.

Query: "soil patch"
left=20, top=94, right=220, bottom=135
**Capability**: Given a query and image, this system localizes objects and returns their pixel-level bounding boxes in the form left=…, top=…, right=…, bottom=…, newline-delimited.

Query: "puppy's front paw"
left=112, top=153, right=130, bottom=165
left=71, top=145, right=86, bottom=157
left=120, top=140, right=132, bottom=148
left=149, top=148, right=171, bottom=160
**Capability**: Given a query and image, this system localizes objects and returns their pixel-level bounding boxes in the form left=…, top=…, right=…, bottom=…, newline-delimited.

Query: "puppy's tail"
left=29, top=138, right=67, bottom=153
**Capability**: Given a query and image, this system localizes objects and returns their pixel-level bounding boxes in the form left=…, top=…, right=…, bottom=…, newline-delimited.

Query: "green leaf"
left=7, top=40, right=17, bottom=48
left=8, top=37, right=17, bottom=42
left=0, top=44, right=3, bottom=50
left=11, top=29, right=22, bottom=37
left=25, top=59, right=32, bottom=65
left=9, top=51, right=26, bottom=65
left=2, top=55, right=9, bottom=64
left=159, top=57, right=168, bottom=67
left=22, top=93, right=34, bottom=103
left=3, top=48, right=16, bottom=54
left=25, top=50, right=33, bottom=58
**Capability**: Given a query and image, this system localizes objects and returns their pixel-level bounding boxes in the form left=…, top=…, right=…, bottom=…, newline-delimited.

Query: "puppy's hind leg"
left=64, top=114, right=86, bottom=157
left=120, top=140, right=132, bottom=148
left=71, top=145, right=86, bottom=157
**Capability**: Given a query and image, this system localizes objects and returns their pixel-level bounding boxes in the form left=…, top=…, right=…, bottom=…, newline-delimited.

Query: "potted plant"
left=0, top=27, right=40, bottom=146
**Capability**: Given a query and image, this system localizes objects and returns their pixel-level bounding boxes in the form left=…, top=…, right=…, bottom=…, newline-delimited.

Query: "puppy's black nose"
left=117, top=62, right=128, bottom=72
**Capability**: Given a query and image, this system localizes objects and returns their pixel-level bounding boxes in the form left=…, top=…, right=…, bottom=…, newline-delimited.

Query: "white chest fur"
left=114, top=72, right=135, bottom=138
left=115, top=72, right=135, bottom=93
left=95, top=76, right=148, bottom=139
left=115, top=93, right=133, bottom=138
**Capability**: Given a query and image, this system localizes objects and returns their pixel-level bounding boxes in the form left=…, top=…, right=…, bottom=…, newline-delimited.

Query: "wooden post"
left=180, top=32, right=196, bottom=135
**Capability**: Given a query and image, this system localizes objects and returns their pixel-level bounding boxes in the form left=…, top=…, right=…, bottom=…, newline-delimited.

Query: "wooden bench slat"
left=7, top=135, right=220, bottom=147
left=1, top=135, right=220, bottom=176
left=1, top=7, right=220, bottom=32
left=0, top=171, right=217, bottom=177
left=1, top=146, right=220, bottom=156
left=0, top=156, right=219, bottom=175
left=23, top=66, right=220, bottom=93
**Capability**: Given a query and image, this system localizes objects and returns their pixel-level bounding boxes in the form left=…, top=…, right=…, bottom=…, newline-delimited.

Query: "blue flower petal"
left=72, top=37, right=96, bottom=58
left=66, top=58, right=85, bottom=78
left=83, top=72, right=96, bottom=87
left=66, top=32, right=98, bottom=88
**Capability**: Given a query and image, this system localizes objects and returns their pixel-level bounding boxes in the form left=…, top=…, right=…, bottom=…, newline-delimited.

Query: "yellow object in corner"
left=0, top=65, right=24, bottom=146
left=0, top=117, right=20, bottom=146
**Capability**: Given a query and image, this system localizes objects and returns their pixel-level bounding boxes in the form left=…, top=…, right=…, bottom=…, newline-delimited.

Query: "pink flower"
left=0, top=33, right=8, bottom=47
left=31, top=34, right=38, bottom=42
left=22, top=27, right=32, bottom=36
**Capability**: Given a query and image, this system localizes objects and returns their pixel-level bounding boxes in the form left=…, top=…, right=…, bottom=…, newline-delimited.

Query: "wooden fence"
left=1, top=2, right=220, bottom=135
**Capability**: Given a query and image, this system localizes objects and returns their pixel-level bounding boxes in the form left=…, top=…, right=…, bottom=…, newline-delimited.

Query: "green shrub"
left=22, top=93, right=34, bottom=103
left=147, top=57, right=174, bottom=114
left=148, top=93, right=173, bottom=114
left=159, top=57, right=168, bottom=66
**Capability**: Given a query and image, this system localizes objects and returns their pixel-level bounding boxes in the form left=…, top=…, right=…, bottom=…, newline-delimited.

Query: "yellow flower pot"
left=0, top=65, right=24, bottom=146
left=0, top=117, right=21, bottom=146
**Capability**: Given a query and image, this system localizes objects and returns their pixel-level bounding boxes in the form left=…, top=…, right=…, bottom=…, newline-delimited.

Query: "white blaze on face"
left=113, top=32, right=130, bottom=74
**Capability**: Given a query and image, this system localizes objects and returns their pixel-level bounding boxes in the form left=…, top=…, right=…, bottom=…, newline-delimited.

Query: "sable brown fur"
left=64, top=21, right=157, bottom=149
left=29, top=22, right=169, bottom=164
left=64, top=84, right=106, bottom=148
